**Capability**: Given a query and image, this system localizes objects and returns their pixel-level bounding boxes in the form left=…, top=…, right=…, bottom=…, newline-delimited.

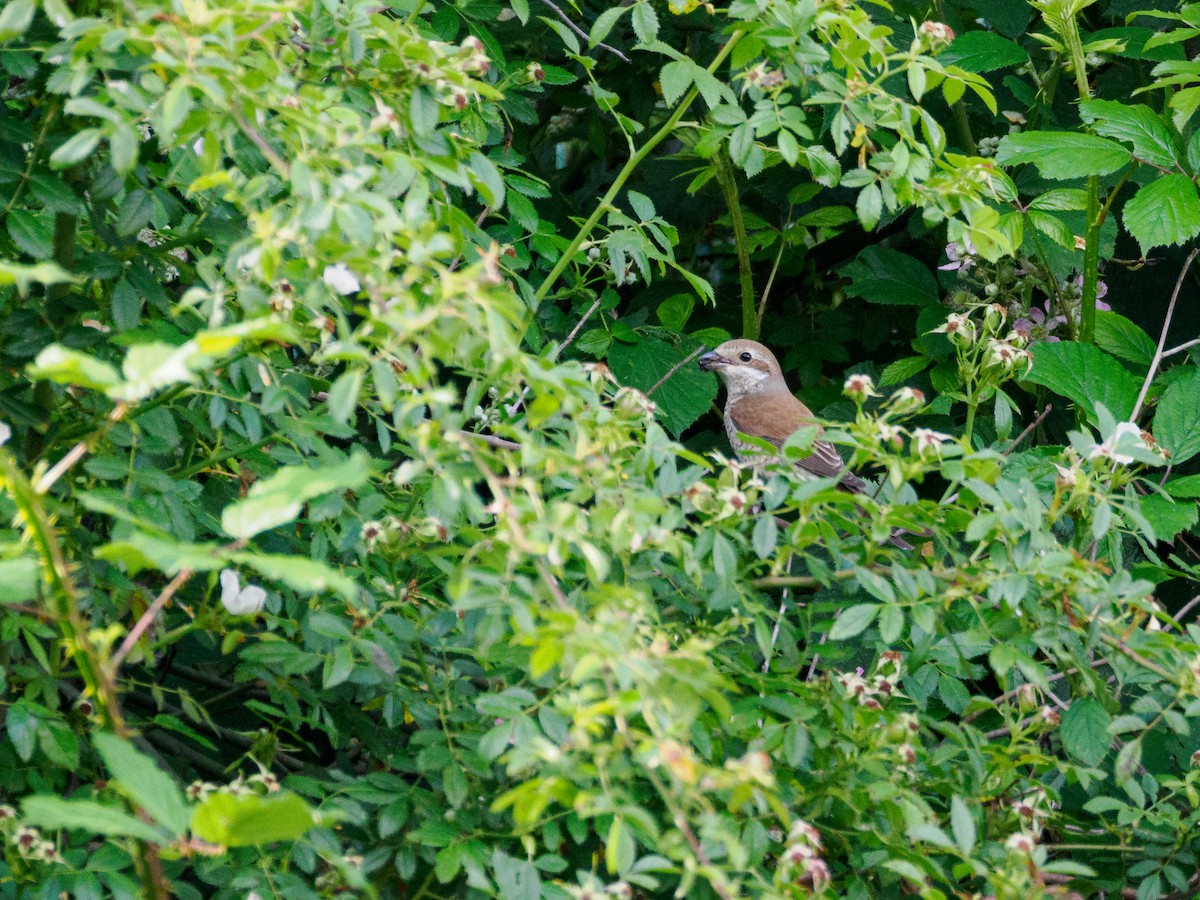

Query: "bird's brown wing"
left=727, top=393, right=854, bottom=485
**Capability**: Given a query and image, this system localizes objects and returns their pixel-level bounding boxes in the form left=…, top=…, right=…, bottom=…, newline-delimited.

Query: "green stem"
left=952, top=100, right=977, bottom=155
left=714, top=147, right=755, bottom=339
left=531, top=30, right=744, bottom=311
left=1080, top=175, right=1100, bottom=343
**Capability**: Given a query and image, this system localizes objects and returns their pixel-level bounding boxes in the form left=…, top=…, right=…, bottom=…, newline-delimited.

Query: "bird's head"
left=698, top=339, right=786, bottom=396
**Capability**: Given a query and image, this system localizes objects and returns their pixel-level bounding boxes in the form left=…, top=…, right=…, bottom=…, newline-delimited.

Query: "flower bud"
left=843, top=373, right=879, bottom=403
left=887, top=386, right=926, bottom=415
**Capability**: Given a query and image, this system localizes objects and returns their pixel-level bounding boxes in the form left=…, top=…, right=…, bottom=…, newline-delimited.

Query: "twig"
left=112, top=569, right=194, bottom=673
left=539, top=0, right=632, bottom=63
left=35, top=402, right=128, bottom=494
left=229, top=107, right=290, bottom=177
left=646, top=346, right=704, bottom=397
left=461, top=430, right=521, bottom=451
left=1161, top=336, right=1200, bottom=359
left=535, top=557, right=572, bottom=610
left=1003, top=403, right=1052, bottom=456
left=1130, top=247, right=1200, bottom=421
left=1169, top=594, right=1200, bottom=631
left=755, top=220, right=789, bottom=334
left=507, top=294, right=605, bottom=416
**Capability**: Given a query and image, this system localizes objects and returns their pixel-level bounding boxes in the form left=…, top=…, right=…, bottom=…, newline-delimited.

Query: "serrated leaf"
left=659, top=60, right=692, bottom=106
left=608, top=336, right=716, bottom=437
left=939, top=31, right=1028, bottom=72
left=1093, top=311, right=1154, bottom=366
left=880, top=355, right=931, bottom=385
left=950, top=796, right=976, bottom=854
left=589, top=6, right=628, bottom=48
left=22, top=797, right=168, bottom=843
left=1152, top=367, right=1200, bottom=464
left=1022, top=341, right=1140, bottom=424
left=828, top=603, right=878, bottom=640
left=93, top=733, right=190, bottom=837
left=1079, top=99, right=1178, bottom=169
left=1123, top=174, right=1200, bottom=253
left=221, top=452, right=371, bottom=539
left=996, top=132, right=1132, bottom=179
left=1061, top=696, right=1112, bottom=767
left=1138, top=493, right=1198, bottom=541
left=28, top=344, right=121, bottom=392
left=841, top=247, right=938, bottom=306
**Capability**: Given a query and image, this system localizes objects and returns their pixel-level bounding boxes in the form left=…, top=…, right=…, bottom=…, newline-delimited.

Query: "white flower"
left=843, top=373, right=879, bottom=401
left=1087, top=421, right=1149, bottom=466
left=219, top=569, right=266, bottom=615
left=323, top=263, right=361, bottom=295
left=0, top=421, right=9, bottom=446
left=192, top=136, right=205, bottom=155
left=913, top=428, right=952, bottom=457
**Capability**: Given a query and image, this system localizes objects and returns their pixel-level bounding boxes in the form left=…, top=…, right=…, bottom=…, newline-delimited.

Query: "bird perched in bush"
left=698, top=338, right=910, bottom=548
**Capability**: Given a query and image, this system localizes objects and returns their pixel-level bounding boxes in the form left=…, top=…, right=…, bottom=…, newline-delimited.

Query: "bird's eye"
left=739, top=351, right=752, bottom=362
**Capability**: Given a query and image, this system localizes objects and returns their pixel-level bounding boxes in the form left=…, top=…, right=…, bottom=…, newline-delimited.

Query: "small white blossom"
left=843, top=373, right=879, bottom=401
left=913, top=428, right=951, bottom=458
left=0, top=421, right=9, bottom=446
left=219, top=569, right=267, bottom=615
left=323, top=263, right=361, bottom=295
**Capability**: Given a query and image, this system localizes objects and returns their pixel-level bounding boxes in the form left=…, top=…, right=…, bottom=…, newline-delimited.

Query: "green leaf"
left=1123, top=174, right=1200, bottom=253
left=656, top=293, right=693, bottom=331
left=96, top=533, right=228, bottom=576
left=608, top=336, right=716, bottom=437
left=1093, top=311, right=1155, bottom=366
left=326, top=367, right=364, bottom=426
left=229, top=552, right=357, bottom=600
left=828, top=603, right=878, bottom=640
left=939, top=31, right=1029, bottom=72
left=1079, top=99, right=1178, bottom=169
left=660, top=60, right=692, bottom=106
left=1138, top=493, right=1198, bottom=541
left=8, top=209, right=53, bottom=258
left=494, top=849, right=542, bottom=900
left=1022, top=341, right=1140, bottom=424
left=589, top=6, right=627, bottom=47
left=221, top=452, right=372, bottom=539
left=631, top=2, right=658, bottom=43
left=191, top=792, right=316, bottom=847
left=0, top=260, right=77, bottom=292
left=0, top=0, right=34, bottom=41
left=878, top=357, right=931, bottom=386
left=93, top=733, right=190, bottom=837
left=22, top=797, right=168, bottom=843
left=995, top=132, right=1132, bottom=179
left=1060, top=697, right=1112, bottom=767
left=949, top=796, right=976, bottom=854
left=28, top=345, right=122, bottom=392
left=841, top=247, right=938, bottom=306
left=1153, top=368, right=1200, bottom=464
left=49, top=128, right=103, bottom=168
left=0, top=556, right=37, bottom=603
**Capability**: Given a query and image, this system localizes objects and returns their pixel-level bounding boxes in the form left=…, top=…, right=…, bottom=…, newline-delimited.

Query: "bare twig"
left=1130, top=247, right=1200, bottom=421
left=461, top=430, right=521, bottom=451
left=1003, top=403, right=1052, bottom=456
left=1169, top=593, right=1200, bottom=630
left=229, top=107, right=290, bottom=177
left=535, top=557, right=572, bottom=611
left=539, top=0, right=632, bottom=63
left=112, top=569, right=194, bottom=673
left=507, top=294, right=605, bottom=416
left=646, top=345, right=704, bottom=397
left=755, top=219, right=790, bottom=334
left=1161, top=336, right=1200, bottom=359
left=35, top=402, right=128, bottom=494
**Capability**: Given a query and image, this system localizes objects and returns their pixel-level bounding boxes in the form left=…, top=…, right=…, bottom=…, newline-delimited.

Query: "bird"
left=698, top=338, right=911, bottom=548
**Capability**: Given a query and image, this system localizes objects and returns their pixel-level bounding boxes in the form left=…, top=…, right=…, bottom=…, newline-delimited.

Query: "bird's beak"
left=697, top=351, right=726, bottom=372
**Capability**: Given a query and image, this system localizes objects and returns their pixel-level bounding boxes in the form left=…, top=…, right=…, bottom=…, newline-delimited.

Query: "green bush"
left=2, top=0, right=1200, bottom=898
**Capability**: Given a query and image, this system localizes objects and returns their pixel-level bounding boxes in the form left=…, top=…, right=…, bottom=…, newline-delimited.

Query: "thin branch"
left=1161, top=335, right=1200, bottom=359
left=229, top=107, right=291, bottom=177
left=1003, top=403, right=1052, bottom=456
left=559, top=294, right=604, bottom=352
left=112, top=569, right=194, bottom=673
left=1130, top=247, right=1200, bottom=421
left=461, top=429, right=521, bottom=451
left=1169, top=594, right=1200, bottom=631
left=35, top=402, right=128, bottom=494
left=646, top=345, right=704, bottom=397
left=539, top=0, right=632, bottom=63
left=535, top=557, right=572, bottom=611
left=755, top=223, right=789, bottom=334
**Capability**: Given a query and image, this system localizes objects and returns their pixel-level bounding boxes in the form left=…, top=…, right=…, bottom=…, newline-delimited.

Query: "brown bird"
left=698, top=339, right=911, bottom=547
left=698, top=339, right=865, bottom=487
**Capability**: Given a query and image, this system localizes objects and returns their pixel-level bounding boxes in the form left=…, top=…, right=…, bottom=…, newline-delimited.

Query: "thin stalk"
left=714, top=147, right=756, bottom=339
left=531, top=30, right=744, bottom=310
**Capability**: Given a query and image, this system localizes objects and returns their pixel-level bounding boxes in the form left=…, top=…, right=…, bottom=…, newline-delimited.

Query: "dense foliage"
left=3, top=0, right=1200, bottom=897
